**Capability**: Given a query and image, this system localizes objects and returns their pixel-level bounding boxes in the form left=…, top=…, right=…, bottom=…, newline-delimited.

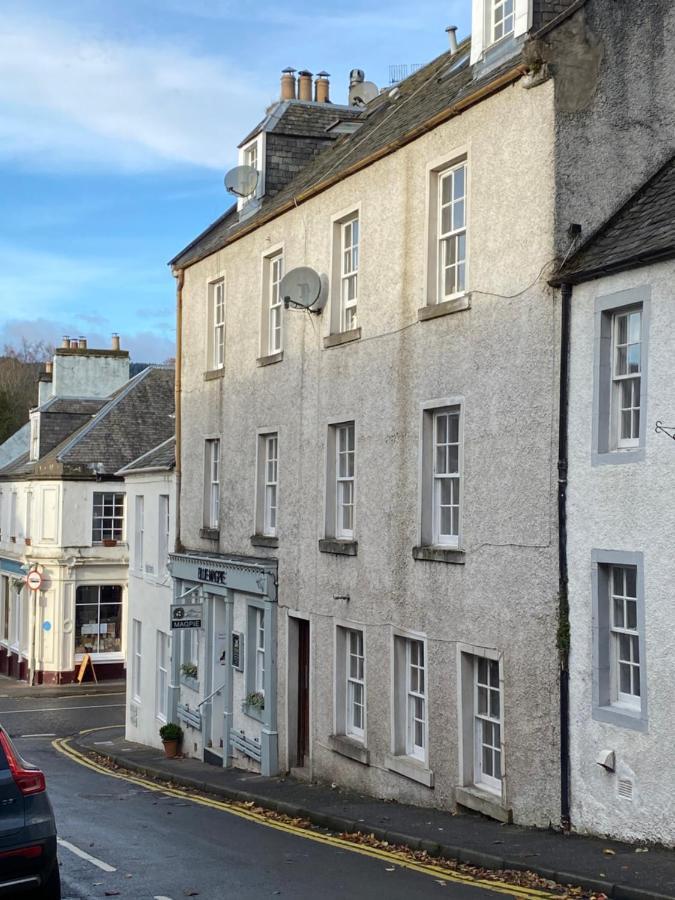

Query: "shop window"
left=75, top=585, right=123, bottom=655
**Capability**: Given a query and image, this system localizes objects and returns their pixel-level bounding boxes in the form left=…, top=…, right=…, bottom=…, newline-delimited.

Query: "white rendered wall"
left=567, top=260, right=675, bottom=845
left=124, top=471, right=175, bottom=750
left=52, top=351, right=129, bottom=399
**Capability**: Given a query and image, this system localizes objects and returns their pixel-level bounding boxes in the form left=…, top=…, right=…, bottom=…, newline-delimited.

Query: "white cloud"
left=0, top=14, right=270, bottom=172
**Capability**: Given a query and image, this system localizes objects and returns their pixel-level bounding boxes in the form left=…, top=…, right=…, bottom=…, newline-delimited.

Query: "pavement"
left=73, top=725, right=675, bottom=900
left=0, top=674, right=126, bottom=698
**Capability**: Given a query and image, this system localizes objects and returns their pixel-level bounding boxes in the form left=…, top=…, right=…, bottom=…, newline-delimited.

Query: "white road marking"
left=154, top=896, right=174, bottom=899
left=57, top=837, right=117, bottom=872
left=20, top=733, right=57, bottom=737
left=0, top=703, right=125, bottom=714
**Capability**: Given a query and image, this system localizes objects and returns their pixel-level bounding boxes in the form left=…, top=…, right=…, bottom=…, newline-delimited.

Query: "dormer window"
left=237, top=134, right=265, bottom=210
left=492, top=0, right=514, bottom=42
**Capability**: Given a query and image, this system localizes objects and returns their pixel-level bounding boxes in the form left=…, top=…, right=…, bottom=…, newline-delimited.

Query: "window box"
left=319, top=539, right=358, bottom=556
left=455, top=785, right=511, bottom=823
left=328, top=733, right=370, bottom=766
left=242, top=699, right=265, bottom=722
left=412, top=546, right=465, bottom=565
left=180, top=674, right=200, bottom=692
left=250, top=534, right=279, bottom=549
left=323, top=328, right=361, bottom=349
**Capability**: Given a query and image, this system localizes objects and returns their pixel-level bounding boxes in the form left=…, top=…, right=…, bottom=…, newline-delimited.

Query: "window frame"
left=134, top=495, right=144, bottom=572
left=74, top=584, right=124, bottom=659
left=203, top=439, right=220, bottom=529
left=158, top=494, right=170, bottom=575
left=419, top=399, right=464, bottom=550
left=345, top=628, right=365, bottom=740
left=491, top=0, right=515, bottom=43
left=391, top=631, right=428, bottom=766
left=592, top=288, right=650, bottom=466
left=263, top=434, right=278, bottom=537
left=238, top=133, right=265, bottom=208
left=268, top=252, right=284, bottom=356
left=156, top=630, right=169, bottom=722
left=92, top=492, right=125, bottom=544
left=324, top=420, right=356, bottom=541
left=424, top=153, right=469, bottom=309
left=245, top=602, right=267, bottom=717
left=132, top=618, right=142, bottom=703
left=340, top=216, right=359, bottom=332
left=211, top=278, right=225, bottom=371
left=473, top=656, right=503, bottom=794
left=611, top=307, right=642, bottom=450
left=437, top=162, right=467, bottom=303
left=335, top=423, right=355, bottom=540
left=329, top=206, right=361, bottom=337
left=591, top=549, right=647, bottom=731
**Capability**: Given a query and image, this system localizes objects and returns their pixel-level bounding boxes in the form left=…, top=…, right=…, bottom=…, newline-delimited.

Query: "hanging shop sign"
left=170, top=604, right=203, bottom=630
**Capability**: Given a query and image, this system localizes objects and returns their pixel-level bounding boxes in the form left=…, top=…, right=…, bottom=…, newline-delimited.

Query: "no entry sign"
left=26, top=570, right=43, bottom=591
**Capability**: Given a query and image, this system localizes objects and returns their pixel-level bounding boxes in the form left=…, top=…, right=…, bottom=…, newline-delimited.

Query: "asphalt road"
left=0, top=687, right=525, bottom=900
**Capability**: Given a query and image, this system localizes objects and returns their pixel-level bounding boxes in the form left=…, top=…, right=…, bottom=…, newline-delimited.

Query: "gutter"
left=557, top=282, right=572, bottom=830
left=173, top=267, right=185, bottom=553
left=172, top=64, right=528, bottom=269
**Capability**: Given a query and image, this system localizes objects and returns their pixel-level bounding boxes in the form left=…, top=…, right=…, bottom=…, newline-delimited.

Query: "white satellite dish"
left=224, top=165, right=259, bottom=198
left=280, top=267, right=323, bottom=313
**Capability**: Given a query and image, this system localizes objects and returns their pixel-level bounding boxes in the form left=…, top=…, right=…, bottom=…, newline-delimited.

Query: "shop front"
left=169, top=551, right=278, bottom=776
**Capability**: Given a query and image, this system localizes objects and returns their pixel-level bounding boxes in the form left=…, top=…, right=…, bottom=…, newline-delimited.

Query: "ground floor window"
left=474, top=656, right=502, bottom=793
left=75, top=585, right=123, bottom=655
left=156, top=630, right=169, bottom=721
left=132, top=619, right=142, bottom=702
left=1, top=576, right=9, bottom=642
left=392, top=634, right=427, bottom=763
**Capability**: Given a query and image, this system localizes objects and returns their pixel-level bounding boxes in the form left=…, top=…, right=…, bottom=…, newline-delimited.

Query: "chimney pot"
left=45, top=361, right=53, bottom=374
left=69, top=339, right=78, bottom=349
left=111, top=333, right=121, bottom=351
left=298, top=70, right=313, bottom=102
left=280, top=67, right=297, bottom=101
left=78, top=336, right=87, bottom=349
left=61, top=335, right=70, bottom=348
left=315, top=71, right=330, bottom=103
left=446, top=25, right=458, bottom=54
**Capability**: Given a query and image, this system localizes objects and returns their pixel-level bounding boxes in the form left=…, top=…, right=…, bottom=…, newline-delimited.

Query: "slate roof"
left=170, top=1, right=582, bottom=272
left=0, top=423, right=30, bottom=471
left=36, top=396, right=107, bottom=458
left=0, top=366, right=175, bottom=481
left=117, top=436, right=176, bottom=475
left=239, top=100, right=363, bottom=147
left=556, top=154, right=675, bottom=284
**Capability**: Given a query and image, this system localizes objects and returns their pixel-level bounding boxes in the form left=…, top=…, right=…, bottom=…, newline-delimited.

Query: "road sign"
left=170, top=604, right=203, bottom=630
left=26, top=570, right=43, bottom=591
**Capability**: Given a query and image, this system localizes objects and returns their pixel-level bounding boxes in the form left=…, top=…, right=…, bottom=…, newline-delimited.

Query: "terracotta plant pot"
left=24, top=538, right=32, bottom=546
left=162, top=739, right=179, bottom=759
left=102, top=539, right=117, bottom=547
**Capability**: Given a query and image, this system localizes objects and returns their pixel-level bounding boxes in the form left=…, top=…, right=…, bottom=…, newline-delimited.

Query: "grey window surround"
left=323, top=327, right=362, bottom=349
left=591, top=548, right=648, bottom=732
left=328, top=733, right=370, bottom=766
left=592, top=287, right=650, bottom=467
left=319, top=539, right=358, bottom=556
left=204, top=368, right=226, bottom=381
left=256, top=351, right=284, bottom=368
left=412, top=546, right=465, bottom=564
left=418, top=294, right=471, bottom=321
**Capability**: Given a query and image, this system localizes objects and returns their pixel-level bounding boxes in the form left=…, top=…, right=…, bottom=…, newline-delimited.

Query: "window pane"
left=619, top=662, right=631, bottom=694
left=633, top=666, right=640, bottom=697
left=482, top=742, right=493, bottom=777
left=478, top=685, right=488, bottom=715
left=626, top=599, right=637, bottom=630
left=625, top=567, right=637, bottom=598
left=489, top=659, right=499, bottom=688
left=441, top=173, right=452, bottom=205
left=613, top=596, right=624, bottom=628
left=453, top=166, right=465, bottom=200
left=453, top=199, right=465, bottom=231
left=477, top=657, right=487, bottom=684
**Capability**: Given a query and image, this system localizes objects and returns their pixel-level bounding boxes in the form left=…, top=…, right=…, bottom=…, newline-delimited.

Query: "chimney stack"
left=315, top=71, right=330, bottom=103
left=78, top=336, right=87, bottom=349
left=298, top=70, right=313, bottom=102
left=61, top=335, right=70, bottom=348
left=281, top=67, right=297, bottom=101
left=446, top=25, right=458, bottom=54
left=111, top=333, right=121, bottom=351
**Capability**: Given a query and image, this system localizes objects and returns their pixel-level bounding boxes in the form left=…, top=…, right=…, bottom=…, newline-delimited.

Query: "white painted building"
left=559, top=155, right=675, bottom=845
left=120, top=438, right=176, bottom=749
left=0, top=339, right=174, bottom=684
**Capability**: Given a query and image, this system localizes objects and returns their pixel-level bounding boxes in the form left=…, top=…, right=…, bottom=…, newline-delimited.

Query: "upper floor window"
left=244, top=141, right=258, bottom=174
left=592, top=290, right=649, bottom=466
left=340, top=217, right=359, bottom=332
left=492, top=0, right=514, bottom=42
left=134, top=495, right=144, bottom=570
left=610, top=565, right=641, bottom=707
left=335, top=423, right=355, bottom=540
left=438, top=163, right=466, bottom=302
left=204, top=440, right=220, bottom=529
left=158, top=494, right=170, bottom=574
left=92, top=492, right=124, bottom=543
left=238, top=135, right=264, bottom=209
left=208, top=278, right=225, bottom=371
left=261, top=251, right=284, bottom=358
left=259, top=433, right=278, bottom=537
left=612, top=308, right=641, bottom=449
left=419, top=404, right=462, bottom=551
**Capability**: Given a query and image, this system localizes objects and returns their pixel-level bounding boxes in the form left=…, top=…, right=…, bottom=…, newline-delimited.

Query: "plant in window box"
left=11, top=576, right=26, bottom=592
left=245, top=691, right=264, bottom=712
left=159, top=722, right=183, bottom=758
left=102, top=538, right=118, bottom=547
left=180, top=662, right=198, bottom=680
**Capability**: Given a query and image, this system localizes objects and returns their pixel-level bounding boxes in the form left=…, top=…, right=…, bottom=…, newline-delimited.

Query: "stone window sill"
left=319, top=539, right=358, bottom=556
left=412, top=546, right=465, bottom=565
left=328, top=734, right=370, bottom=766
left=385, top=753, right=434, bottom=788
left=418, top=294, right=471, bottom=321
left=256, top=351, right=284, bottom=368
left=200, top=527, right=220, bottom=542
left=204, top=368, right=226, bottom=381
left=455, top=785, right=512, bottom=823
left=250, top=534, right=279, bottom=549
left=323, top=327, right=361, bottom=349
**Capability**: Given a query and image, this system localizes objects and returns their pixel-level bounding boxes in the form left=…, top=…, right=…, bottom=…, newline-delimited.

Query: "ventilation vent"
left=617, top=778, right=633, bottom=801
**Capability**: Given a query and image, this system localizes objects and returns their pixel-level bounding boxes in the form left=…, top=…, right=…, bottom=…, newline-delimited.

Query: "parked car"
left=0, top=726, right=60, bottom=898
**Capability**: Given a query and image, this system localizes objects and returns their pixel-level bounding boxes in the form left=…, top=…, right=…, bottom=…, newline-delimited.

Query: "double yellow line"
left=54, top=730, right=561, bottom=899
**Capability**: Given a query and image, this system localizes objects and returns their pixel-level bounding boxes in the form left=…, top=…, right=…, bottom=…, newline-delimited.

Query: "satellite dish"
left=280, top=267, right=322, bottom=313
left=224, top=165, right=259, bottom=198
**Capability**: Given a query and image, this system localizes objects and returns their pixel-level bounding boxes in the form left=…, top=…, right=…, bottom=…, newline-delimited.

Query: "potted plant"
left=159, top=722, right=183, bottom=758
left=180, top=662, right=198, bottom=680
left=245, top=691, right=265, bottom=712
left=102, top=538, right=117, bottom=547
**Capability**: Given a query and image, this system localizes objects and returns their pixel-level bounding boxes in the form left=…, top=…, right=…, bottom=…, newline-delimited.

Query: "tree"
left=0, top=340, right=53, bottom=445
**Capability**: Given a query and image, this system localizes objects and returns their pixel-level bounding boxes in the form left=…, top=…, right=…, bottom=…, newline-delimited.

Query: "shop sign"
left=170, top=604, right=203, bottom=630
left=197, top=566, right=228, bottom=585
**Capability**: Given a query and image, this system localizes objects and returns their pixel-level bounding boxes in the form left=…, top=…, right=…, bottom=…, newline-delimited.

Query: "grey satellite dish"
left=280, top=267, right=323, bottom=313
left=224, top=165, right=259, bottom=198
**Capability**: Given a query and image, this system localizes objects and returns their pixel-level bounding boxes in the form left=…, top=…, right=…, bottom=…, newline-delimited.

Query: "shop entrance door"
left=208, top=598, right=227, bottom=760
left=296, top=618, right=310, bottom=767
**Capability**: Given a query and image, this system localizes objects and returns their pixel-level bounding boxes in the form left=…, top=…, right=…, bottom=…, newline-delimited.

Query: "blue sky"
left=0, top=0, right=471, bottom=363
